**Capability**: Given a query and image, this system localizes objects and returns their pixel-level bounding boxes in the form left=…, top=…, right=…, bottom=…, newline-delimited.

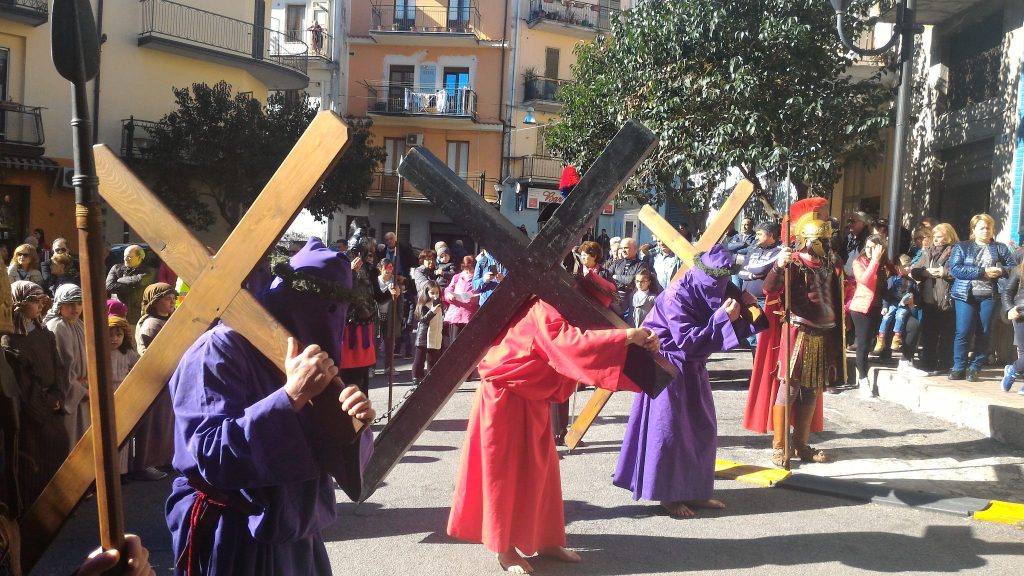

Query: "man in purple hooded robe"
left=166, top=238, right=375, bottom=576
left=613, top=245, right=763, bottom=518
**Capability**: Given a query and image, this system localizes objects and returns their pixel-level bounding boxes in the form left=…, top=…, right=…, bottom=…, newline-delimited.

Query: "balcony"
left=0, top=102, right=44, bottom=155
left=120, top=117, right=160, bottom=163
left=523, top=76, right=567, bottom=112
left=366, top=170, right=495, bottom=202
left=509, top=155, right=563, bottom=185
left=0, top=0, right=47, bottom=26
left=138, top=0, right=309, bottom=90
left=370, top=3, right=483, bottom=46
left=365, top=81, right=478, bottom=125
left=271, top=27, right=333, bottom=63
left=945, top=44, right=1002, bottom=114
left=526, top=0, right=619, bottom=39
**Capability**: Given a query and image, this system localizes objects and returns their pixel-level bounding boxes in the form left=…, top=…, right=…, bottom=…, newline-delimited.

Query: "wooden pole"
left=388, top=156, right=404, bottom=411
left=50, top=0, right=125, bottom=563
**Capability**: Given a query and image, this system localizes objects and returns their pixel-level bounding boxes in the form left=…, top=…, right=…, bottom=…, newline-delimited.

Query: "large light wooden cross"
left=19, top=111, right=357, bottom=571
left=563, top=180, right=755, bottom=448
left=359, top=121, right=677, bottom=503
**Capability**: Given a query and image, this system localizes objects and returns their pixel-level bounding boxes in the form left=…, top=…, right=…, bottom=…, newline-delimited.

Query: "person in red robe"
left=447, top=270, right=659, bottom=574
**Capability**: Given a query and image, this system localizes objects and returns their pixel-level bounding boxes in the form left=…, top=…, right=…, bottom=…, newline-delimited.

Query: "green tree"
left=546, top=0, right=893, bottom=215
left=143, top=81, right=386, bottom=230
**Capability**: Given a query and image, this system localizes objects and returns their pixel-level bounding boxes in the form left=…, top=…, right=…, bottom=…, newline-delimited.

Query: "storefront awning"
left=0, top=156, right=61, bottom=171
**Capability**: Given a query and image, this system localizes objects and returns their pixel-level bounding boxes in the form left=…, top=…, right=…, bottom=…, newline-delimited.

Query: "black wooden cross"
left=360, top=120, right=676, bottom=502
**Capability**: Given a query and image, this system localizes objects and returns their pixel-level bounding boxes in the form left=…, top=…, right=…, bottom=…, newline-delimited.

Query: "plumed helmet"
left=797, top=217, right=833, bottom=243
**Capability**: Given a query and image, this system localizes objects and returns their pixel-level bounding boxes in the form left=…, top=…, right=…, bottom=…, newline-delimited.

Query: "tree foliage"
left=143, top=81, right=386, bottom=230
left=546, top=0, right=893, bottom=213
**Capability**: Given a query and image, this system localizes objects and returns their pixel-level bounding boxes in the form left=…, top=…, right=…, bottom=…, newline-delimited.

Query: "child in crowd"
left=875, top=254, right=918, bottom=354
left=45, top=284, right=89, bottom=447
left=632, top=268, right=658, bottom=328
left=436, top=246, right=457, bottom=289
left=414, top=281, right=445, bottom=385
left=109, top=312, right=140, bottom=475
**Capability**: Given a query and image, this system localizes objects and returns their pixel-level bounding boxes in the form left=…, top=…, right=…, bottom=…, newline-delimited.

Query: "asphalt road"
left=32, top=351, right=1024, bottom=575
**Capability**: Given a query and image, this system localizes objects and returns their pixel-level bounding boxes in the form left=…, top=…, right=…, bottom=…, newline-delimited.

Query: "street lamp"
left=523, top=106, right=536, bottom=125
left=828, top=0, right=923, bottom=255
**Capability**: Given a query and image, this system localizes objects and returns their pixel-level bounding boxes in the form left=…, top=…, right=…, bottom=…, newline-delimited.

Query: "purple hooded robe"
left=613, top=245, right=758, bottom=502
left=165, top=239, right=372, bottom=575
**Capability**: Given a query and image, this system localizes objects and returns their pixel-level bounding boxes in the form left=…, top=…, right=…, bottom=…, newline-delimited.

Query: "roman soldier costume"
left=743, top=198, right=846, bottom=468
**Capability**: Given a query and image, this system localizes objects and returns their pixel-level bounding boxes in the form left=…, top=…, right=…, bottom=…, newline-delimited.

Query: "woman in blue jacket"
left=948, top=214, right=1017, bottom=381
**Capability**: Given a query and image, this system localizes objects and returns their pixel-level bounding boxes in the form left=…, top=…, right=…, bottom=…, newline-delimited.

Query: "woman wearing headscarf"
left=45, top=284, right=89, bottom=446
left=2, top=281, right=71, bottom=509
left=130, top=282, right=178, bottom=480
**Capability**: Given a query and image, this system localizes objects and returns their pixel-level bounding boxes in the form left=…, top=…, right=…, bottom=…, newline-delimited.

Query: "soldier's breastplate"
left=790, top=267, right=836, bottom=330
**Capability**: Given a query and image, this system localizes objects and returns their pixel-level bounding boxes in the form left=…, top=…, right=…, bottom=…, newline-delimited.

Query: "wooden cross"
left=563, top=180, right=755, bottom=449
left=360, top=120, right=677, bottom=502
left=19, top=111, right=357, bottom=571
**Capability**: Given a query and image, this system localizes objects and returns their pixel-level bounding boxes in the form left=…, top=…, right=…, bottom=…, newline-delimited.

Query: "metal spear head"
left=828, top=0, right=853, bottom=13
left=51, top=0, right=100, bottom=84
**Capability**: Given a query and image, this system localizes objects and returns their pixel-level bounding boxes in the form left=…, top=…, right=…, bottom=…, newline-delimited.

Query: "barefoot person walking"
left=446, top=272, right=659, bottom=573
left=614, top=246, right=763, bottom=517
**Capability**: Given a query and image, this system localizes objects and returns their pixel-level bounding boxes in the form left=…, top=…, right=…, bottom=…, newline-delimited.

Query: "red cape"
left=447, top=298, right=639, bottom=554
left=742, top=294, right=824, bottom=433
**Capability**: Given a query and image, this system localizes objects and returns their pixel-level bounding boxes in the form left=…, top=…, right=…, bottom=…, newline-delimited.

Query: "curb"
left=714, top=460, right=1024, bottom=526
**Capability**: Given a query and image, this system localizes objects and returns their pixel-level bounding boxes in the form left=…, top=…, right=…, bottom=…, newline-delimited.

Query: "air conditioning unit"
left=406, top=133, right=424, bottom=147
left=59, top=167, right=76, bottom=189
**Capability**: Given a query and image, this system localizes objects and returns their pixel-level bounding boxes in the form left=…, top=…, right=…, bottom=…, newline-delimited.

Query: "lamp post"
left=829, top=0, right=924, bottom=255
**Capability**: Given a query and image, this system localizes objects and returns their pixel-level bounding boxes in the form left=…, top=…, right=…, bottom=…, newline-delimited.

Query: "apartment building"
left=900, top=0, right=1023, bottom=243
left=338, top=0, right=506, bottom=252
left=499, top=0, right=626, bottom=239
left=0, top=0, right=311, bottom=250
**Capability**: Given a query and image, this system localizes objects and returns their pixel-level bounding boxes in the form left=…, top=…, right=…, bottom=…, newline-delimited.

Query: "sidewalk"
left=869, top=361, right=1024, bottom=450
left=703, top=347, right=1024, bottom=510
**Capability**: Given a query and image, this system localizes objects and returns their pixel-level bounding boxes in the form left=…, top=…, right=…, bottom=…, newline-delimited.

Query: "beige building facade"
left=334, top=0, right=505, bottom=252
left=0, top=0, right=311, bottom=252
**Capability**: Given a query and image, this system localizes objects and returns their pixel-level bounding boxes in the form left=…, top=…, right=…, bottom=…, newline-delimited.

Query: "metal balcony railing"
left=0, top=0, right=48, bottom=24
left=527, top=0, right=619, bottom=32
left=275, top=26, right=333, bottom=60
left=946, top=44, right=1002, bottom=113
left=120, top=117, right=160, bottom=161
left=139, top=0, right=308, bottom=77
left=365, top=82, right=477, bottom=118
left=523, top=77, right=567, bottom=103
left=0, top=102, right=44, bottom=147
left=367, top=170, right=490, bottom=201
left=511, top=155, right=564, bottom=181
left=371, top=3, right=481, bottom=34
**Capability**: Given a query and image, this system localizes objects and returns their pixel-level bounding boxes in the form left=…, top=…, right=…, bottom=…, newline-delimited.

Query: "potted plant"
left=522, top=67, right=539, bottom=100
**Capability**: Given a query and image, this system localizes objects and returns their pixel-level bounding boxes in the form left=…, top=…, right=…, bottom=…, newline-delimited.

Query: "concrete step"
left=868, top=364, right=1024, bottom=450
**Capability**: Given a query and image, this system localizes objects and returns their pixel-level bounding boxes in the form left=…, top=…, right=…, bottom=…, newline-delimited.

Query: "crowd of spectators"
left=0, top=231, right=185, bottom=527
left=722, top=209, right=1024, bottom=396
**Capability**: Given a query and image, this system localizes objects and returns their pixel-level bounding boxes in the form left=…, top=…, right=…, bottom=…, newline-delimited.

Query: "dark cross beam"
left=19, top=112, right=358, bottom=571
left=563, top=181, right=755, bottom=448
left=360, top=120, right=675, bottom=502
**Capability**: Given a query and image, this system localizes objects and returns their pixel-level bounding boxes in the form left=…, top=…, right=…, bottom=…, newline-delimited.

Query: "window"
left=285, top=5, right=305, bottom=41
left=395, top=0, right=416, bottom=29
left=388, top=65, right=415, bottom=112
left=535, top=125, right=550, bottom=157
left=443, top=67, right=470, bottom=115
left=447, top=141, right=470, bottom=179
left=544, top=48, right=559, bottom=80
left=382, top=137, right=406, bottom=192
left=449, top=0, right=471, bottom=30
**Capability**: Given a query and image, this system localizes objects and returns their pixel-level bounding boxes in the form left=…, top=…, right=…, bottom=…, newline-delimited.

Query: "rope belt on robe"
left=176, top=474, right=258, bottom=576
